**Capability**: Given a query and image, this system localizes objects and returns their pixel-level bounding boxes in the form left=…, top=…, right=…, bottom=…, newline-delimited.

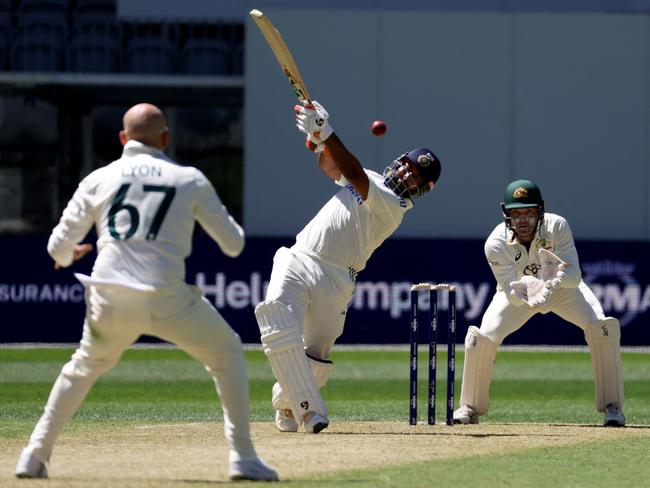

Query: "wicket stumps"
left=409, top=283, right=457, bottom=425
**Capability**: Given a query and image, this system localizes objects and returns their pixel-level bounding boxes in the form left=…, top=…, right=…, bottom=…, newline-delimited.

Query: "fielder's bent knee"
left=62, top=352, right=120, bottom=380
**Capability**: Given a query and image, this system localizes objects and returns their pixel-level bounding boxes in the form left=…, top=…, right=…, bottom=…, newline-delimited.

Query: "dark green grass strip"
left=2, top=349, right=649, bottom=433
left=294, top=436, right=650, bottom=488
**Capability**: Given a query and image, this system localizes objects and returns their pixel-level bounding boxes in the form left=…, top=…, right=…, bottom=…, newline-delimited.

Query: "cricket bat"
left=249, top=9, right=312, bottom=104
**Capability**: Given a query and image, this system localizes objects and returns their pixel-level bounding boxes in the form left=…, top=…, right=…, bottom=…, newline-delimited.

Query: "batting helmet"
left=503, top=179, right=543, bottom=210
left=501, top=179, right=545, bottom=235
left=383, top=147, right=441, bottom=199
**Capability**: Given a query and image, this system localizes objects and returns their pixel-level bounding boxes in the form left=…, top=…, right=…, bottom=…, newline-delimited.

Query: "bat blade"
left=249, top=9, right=311, bottom=103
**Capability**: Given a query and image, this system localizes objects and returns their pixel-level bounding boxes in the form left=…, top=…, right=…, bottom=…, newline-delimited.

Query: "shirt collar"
left=122, top=139, right=166, bottom=158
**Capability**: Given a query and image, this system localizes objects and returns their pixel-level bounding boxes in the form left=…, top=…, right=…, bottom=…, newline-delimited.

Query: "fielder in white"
left=15, top=103, right=278, bottom=481
left=453, top=179, right=625, bottom=427
left=254, top=100, right=442, bottom=433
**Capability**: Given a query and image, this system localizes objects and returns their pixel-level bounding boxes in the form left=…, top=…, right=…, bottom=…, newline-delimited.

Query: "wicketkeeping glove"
left=509, top=275, right=549, bottom=307
left=295, top=100, right=333, bottom=143
left=538, top=248, right=568, bottom=292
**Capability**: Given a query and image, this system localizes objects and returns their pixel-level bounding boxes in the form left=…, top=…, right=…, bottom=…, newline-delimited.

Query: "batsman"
left=453, top=179, right=625, bottom=427
left=255, top=100, right=442, bottom=433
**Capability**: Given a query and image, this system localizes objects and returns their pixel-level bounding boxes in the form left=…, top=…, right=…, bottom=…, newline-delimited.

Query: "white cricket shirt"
left=294, top=169, right=412, bottom=273
left=484, top=212, right=582, bottom=294
left=48, top=140, right=244, bottom=291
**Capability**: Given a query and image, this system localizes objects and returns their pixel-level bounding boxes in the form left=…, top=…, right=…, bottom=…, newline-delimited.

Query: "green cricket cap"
left=503, top=179, right=543, bottom=209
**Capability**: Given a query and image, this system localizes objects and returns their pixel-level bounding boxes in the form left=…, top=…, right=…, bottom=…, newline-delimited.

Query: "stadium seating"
left=231, top=41, right=244, bottom=75
left=180, top=37, right=229, bottom=75
left=74, top=0, right=116, bottom=16
left=0, top=16, right=8, bottom=70
left=0, top=12, right=10, bottom=42
left=2, top=3, right=241, bottom=75
left=11, top=41, right=64, bottom=72
left=11, top=17, right=66, bottom=71
left=125, top=35, right=176, bottom=74
left=67, top=18, right=120, bottom=72
left=17, top=0, right=68, bottom=15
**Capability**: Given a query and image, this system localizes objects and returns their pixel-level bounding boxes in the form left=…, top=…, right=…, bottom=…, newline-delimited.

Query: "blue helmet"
left=383, top=147, right=441, bottom=199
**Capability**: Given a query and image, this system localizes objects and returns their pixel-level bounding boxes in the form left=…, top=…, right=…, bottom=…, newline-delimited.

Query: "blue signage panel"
left=1, top=234, right=649, bottom=345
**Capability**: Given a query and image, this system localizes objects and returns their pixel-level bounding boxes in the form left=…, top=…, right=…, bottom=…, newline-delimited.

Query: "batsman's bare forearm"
left=324, top=133, right=369, bottom=199
left=318, top=149, right=341, bottom=180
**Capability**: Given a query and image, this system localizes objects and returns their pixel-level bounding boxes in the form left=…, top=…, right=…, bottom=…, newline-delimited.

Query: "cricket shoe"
left=275, top=409, right=299, bottom=432
left=303, top=411, right=329, bottom=434
left=15, top=449, right=48, bottom=479
left=603, top=403, right=625, bottom=427
left=453, top=405, right=480, bottom=425
left=229, top=455, right=279, bottom=481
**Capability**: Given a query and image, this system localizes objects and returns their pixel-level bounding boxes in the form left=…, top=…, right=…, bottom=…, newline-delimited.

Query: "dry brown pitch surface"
left=1, top=421, right=646, bottom=486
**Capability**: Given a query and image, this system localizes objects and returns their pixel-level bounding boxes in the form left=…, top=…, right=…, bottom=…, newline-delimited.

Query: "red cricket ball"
left=371, top=120, right=387, bottom=136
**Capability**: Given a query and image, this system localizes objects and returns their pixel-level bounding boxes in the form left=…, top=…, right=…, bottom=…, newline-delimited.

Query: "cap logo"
left=417, top=154, right=433, bottom=167
left=512, top=187, right=528, bottom=200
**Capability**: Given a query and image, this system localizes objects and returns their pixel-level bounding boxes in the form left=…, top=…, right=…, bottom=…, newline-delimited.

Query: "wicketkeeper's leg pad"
left=255, top=300, right=327, bottom=420
left=584, top=318, right=624, bottom=412
left=459, top=325, right=498, bottom=415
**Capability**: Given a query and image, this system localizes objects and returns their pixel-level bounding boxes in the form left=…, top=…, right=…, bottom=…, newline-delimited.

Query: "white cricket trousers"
left=480, top=281, right=606, bottom=344
left=24, top=284, right=256, bottom=464
left=264, top=246, right=356, bottom=359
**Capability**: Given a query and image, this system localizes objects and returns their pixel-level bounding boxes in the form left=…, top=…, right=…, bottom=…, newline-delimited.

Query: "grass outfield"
left=1, top=347, right=649, bottom=486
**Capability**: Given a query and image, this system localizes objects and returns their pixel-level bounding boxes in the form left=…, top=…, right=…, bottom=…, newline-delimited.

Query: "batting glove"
left=295, top=100, right=333, bottom=143
left=305, top=134, right=325, bottom=153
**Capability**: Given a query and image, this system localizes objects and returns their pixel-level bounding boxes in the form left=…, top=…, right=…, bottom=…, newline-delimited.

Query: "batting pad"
left=255, top=300, right=327, bottom=420
left=306, top=353, right=334, bottom=387
left=271, top=382, right=290, bottom=410
left=584, top=318, right=624, bottom=412
left=272, top=354, right=334, bottom=410
left=459, top=326, right=498, bottom=415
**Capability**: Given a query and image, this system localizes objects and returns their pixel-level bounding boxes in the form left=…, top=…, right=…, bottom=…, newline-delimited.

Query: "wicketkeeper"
left=453, top=179, right=625, bottom=427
